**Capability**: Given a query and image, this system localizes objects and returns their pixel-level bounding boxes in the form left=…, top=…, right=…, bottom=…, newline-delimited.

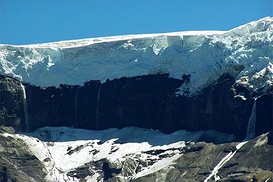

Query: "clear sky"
left=0, top=0, right=272, bottom=45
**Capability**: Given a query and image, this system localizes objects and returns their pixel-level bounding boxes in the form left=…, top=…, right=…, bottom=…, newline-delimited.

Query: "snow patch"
left=204, top=141, right=248, bottom=182
left=204, top=96, right=259, bottom=181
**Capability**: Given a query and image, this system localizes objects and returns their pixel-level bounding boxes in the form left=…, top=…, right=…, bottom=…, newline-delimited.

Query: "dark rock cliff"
left=0, top=76, right=25, bottom=131
left=0, top=74, right=272, bottom=140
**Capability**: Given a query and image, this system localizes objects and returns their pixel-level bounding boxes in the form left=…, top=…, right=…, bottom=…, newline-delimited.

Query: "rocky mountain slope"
left=0, top=126, right=272, bottom=182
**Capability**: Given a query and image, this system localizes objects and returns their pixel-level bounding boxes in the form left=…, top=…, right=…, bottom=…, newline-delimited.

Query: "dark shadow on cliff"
left=1, top=74, right=272, bottom=144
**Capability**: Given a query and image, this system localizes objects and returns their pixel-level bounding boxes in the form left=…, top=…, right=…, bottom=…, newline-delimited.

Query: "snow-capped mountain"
left=0, top=17, right=272, bottom=95
left=0, top=17, right=272, bottom=182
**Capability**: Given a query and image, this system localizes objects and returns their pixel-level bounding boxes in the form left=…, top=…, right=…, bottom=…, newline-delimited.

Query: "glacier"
left=0, top=17, right=272, bottom=95
left=0, top=17, right=273, bottom=182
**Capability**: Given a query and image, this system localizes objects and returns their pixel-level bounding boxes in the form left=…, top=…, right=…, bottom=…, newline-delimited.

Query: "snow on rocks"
left=1, top=127, right=235, bottom=182
left=0, top=17, right=272, bottom=95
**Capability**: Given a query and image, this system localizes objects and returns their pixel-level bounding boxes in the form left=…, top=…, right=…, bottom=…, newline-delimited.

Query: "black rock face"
left=25, top=74, right=183, bottom=131
left=0, top=74, right=272, bottom=140
left=0, top=75, right=25, bottom=131
left=256, top=95, right=273, bottom=136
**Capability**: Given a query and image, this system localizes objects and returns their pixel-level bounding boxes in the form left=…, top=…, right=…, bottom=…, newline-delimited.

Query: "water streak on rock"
left=204, top=98, right=258, bottom=181
left=95, top=84, right=102, bottom=129
left=246, top=98, right=257, bottom=140
left=20, top=83, right=29, bottom=132
left=74, top=87, right=78, bottom=127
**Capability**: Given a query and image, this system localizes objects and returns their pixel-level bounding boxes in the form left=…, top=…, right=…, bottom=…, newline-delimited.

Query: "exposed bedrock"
left=0, top=74, right=272, bottom=140
left=0, top=75, right=26, bottom=131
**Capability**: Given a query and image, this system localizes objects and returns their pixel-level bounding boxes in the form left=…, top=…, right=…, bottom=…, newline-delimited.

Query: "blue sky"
left=0, top=0, right=272, bottom=45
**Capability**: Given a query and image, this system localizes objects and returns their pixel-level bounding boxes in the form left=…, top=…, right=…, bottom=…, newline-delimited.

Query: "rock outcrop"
left=0, top=75, right=26, bottom=131
left=0, top=126, right=46, bottom=182
left=133, top=133, right=273, bottom=182
left=0, top=126, right=272, bottom=182
left=0, top=74, right=272, bottom=140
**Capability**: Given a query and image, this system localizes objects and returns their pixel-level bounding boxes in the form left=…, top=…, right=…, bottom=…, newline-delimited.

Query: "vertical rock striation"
left=0, top=74, right=271, bottom=140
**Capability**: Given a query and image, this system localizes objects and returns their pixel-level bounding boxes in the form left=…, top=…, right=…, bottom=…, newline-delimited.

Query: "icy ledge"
left=0, top=17, right=272, bottom=95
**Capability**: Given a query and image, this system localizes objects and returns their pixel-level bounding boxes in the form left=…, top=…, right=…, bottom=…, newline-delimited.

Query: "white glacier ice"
left=0, top=17, right=272, bottom=95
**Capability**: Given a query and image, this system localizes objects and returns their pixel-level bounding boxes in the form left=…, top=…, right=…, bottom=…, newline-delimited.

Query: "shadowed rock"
left=0, top=74, right=272, bottom=140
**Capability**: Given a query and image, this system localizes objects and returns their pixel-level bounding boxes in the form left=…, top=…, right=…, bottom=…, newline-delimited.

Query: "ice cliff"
left=0, top=17, right=272, bottom=95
